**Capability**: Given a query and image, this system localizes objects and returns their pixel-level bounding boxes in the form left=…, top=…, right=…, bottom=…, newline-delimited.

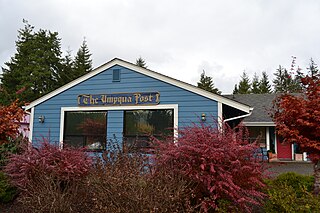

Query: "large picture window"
left=63, top=111, right=107, bottom=151
left=124, top=109, right=174, bottom=152
left=248, top=126, right=266, bottom=147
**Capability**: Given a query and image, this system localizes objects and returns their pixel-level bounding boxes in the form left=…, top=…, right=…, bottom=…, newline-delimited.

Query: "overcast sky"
left=1, top=0, right=320, bottom=94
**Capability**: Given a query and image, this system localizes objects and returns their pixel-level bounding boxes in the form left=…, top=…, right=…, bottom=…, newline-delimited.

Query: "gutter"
left=223, top=108, right=253, bottom=123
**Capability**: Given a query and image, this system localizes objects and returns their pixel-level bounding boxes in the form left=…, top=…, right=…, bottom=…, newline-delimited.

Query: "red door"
left=277, top=137, right=292, bottom=160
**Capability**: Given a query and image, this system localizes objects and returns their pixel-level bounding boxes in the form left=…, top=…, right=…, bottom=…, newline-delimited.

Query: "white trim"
left=223, top=110, right=253, bottom=123
left=303, top=152, right=307, bottom=161
left=25, top=58, right=251, bottom=113
left=266, top=127, right=270, bottom=150
left=243, top=122, right=275, bottom=127
left=28, top=107, right=34, bottom=143
left=59, top=107, right=65, bottom=149
left=217, top=102, right=223, bottom=128
left=59, top=104, right=179, bottom=146
left=291, top=144, right=295, bottom=160
left=274, top=132, right=277, bottom=154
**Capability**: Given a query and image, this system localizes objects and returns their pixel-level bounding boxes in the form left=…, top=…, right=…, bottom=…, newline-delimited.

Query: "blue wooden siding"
left=106, top=110, right=123, bottom=143
left=32, top=65, right=218, bottom=143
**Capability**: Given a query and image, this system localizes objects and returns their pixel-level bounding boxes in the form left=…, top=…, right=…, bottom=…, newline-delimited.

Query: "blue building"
left=25, top=58, right=252, bottom=151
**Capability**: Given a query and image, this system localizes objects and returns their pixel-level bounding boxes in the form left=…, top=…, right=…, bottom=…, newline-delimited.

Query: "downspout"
left=223, top=108, right=253, bottom=123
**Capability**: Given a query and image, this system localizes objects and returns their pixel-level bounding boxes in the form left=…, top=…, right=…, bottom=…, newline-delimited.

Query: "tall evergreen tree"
left=136, top=57, right=148, bottom=68
left=273, top=65, right=301, bottom=93
left=233, top=84, right=239, bottom=94
left=73, top=39, right=93, bottom=77
left=307, top=58, right=319, bottom=78
left=197, top=71, right=221, bottom=94
left=236, top=71, right=251, bottom=94
left=251, top=73, right=260, bottom=94
left=259, top=71, right=272, bottom=94
left=57, top=49, right=74, bottom=86
left=1, top=20, right=63, bottom=104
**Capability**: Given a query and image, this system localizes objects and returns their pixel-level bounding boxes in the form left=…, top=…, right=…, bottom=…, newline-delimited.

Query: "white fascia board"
left=243, top=122, right=275, bottom=127
left=25, top=58, right=251, bottom=113
left=28, top=107, right=34, bottom=143
left=25, top=59, right=120, bottom=110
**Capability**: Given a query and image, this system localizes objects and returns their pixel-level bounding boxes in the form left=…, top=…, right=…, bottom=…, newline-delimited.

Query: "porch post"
left=266, top=127, right=270, bottom=150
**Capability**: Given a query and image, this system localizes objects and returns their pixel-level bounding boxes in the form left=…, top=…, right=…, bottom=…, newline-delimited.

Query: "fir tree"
left=259, top=71, right=272, bottom=94
left=136, top=57, right=147, bottom=68
left=1, top=20, right=63, bottom=104
left=237, top=71, right=251, bottom=94
left=273, top=65, right=301, bottom=93
left=57, top=49, right=74, bottom=86
left=251, top=73, right=260, bottom=94
left=197, top=71, right=221, bottom=94
left=73, top=39, right=93, bottom=77
left=273, top=66, right=287, bottom=93
left=307, top=58, right=319, bottom=78
left=233, top=84, right=239, bottom=94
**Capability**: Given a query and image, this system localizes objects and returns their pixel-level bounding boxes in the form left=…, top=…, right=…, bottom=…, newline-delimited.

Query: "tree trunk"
left=314, top=161, right=320, bottom=195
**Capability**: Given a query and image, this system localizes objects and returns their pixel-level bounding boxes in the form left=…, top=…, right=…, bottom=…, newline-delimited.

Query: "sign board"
left=77, top=92, right=160, bottom=106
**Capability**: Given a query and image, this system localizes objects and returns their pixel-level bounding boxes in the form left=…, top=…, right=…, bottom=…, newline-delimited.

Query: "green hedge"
left=264, top=172, right=320, bottom=212
left=0, top=172, right=16, bottom=203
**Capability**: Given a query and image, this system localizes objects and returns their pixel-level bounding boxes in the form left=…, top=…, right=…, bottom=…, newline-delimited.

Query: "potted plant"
left=267, top=150, right=277, bottom=162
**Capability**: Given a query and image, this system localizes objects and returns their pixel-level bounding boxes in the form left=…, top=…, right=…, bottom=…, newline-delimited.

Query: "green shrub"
left=271, top=172, right=314, bottom=196
left=0, top=172, right=16, bottom=203
left=0, top=134, right=26, bottom=169
left=264, top=172, right=320, bottom=212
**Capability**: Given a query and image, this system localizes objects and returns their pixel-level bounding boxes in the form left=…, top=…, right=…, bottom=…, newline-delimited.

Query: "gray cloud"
left=1, top=0, right=320, bottom=93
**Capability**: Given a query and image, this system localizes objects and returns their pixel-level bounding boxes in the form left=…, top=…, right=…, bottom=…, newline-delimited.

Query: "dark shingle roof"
left=223, top=94, right=278, bottom=123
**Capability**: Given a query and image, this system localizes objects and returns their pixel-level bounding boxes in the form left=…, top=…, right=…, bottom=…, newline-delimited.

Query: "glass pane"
left=124, top=109, right=174, bottom=151
left=64, top=111, right=107, bottom=150
left=247, top=126, right=266, bottom=146
left=64, top=136, right=84, bottom=148
left=124, top=109, right=173, bottom=136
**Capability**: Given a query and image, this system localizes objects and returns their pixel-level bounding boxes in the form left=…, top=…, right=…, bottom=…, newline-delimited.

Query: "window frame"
left=247, top=126, right=267, bottom=147
left=60, top=105, right=178, bottom=149
left=112, top=69, right=121, bottom=82
left=123, top=109, right=174, bottom=152
left=63, top=111, right=107, bottom=151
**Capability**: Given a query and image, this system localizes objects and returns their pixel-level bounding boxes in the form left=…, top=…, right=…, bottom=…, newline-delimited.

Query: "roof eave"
left=25, top=58, right=251, bottom=113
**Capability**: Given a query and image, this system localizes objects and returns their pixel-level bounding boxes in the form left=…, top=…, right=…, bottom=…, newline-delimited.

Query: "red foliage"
left=0, top=100, right=25, bottom=145
left=77, top=118, right=106, bottom=136
left=5, top=141, right=92, bottom=189
left=152, top=122, right=266, bottom=212
left=272, top=74, right=320, bottom=163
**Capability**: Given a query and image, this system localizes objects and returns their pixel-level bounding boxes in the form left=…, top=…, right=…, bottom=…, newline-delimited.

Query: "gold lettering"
left=78, top=93, right=159, bottom=106
left=83, top=95, right=89, bottom=105
left=107, top=96, right=112, bottom=103
left=118, top=97, right=122, bottom=105
left=134, top=93, right=141, bottom=104
left=101, top=95, right=106, bottom=103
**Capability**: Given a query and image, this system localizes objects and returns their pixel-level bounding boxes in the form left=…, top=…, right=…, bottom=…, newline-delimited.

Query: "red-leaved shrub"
left=5, top=141, right=92, bottom=189
left=4, top=141, right=93, bottom=212
left=152, top=122, right=267, bottom=212
left=89, top=144, right=195, bottom=212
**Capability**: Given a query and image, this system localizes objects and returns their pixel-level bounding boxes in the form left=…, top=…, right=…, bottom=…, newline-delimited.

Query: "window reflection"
left=63, top=111, right=107, bottom=151
left=124, top=109, right=174, bottom=152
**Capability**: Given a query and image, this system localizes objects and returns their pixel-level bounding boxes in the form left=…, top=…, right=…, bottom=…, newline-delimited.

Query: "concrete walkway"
left=267, top=161, right=314, bottom=177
